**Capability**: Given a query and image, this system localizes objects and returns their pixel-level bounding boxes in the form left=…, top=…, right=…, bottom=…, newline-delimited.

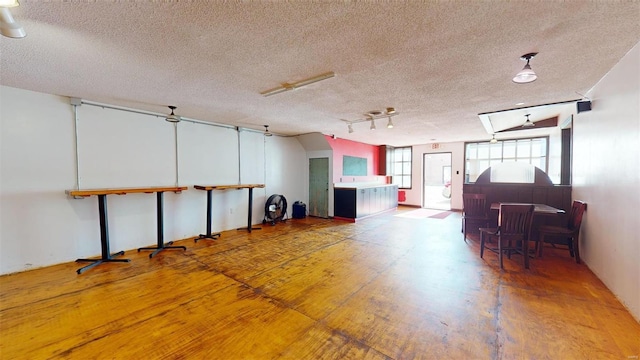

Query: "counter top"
left=334, top=183, right=397, bottom=189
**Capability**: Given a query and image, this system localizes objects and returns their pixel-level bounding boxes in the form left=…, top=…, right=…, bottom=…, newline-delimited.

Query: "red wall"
left=324, top=135, right=380, bottom=183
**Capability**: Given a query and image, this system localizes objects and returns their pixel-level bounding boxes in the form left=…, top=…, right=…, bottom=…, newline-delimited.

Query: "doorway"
left=309, top=157, right=329, bottom=218
left=423, top=152, right=452, bottom=210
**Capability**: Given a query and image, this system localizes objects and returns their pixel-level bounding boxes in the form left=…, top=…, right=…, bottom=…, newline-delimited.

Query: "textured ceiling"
left=1, top=1, right=639, bottom=146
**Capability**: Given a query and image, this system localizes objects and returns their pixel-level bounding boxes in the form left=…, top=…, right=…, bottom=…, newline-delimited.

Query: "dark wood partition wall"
left=463, top=184, right=572, bottom=214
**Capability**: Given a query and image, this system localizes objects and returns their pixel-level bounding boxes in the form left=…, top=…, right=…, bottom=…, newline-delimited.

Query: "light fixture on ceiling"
left=260, top=71, right=335, bottom=97
left=263, top=125, right=272, bottom=136
left=386, top=116, right=394, bottom=129
left=490, top=134, right=497, bottom=143
left=165, top=106, right=181, bottom=123
left=512, top=52, right=538, bottom=84
left=0, top=0, right=25, bottom=39
left=343, top=107, right=398, bottom=133
left=522, top=113, right=535, bottom=127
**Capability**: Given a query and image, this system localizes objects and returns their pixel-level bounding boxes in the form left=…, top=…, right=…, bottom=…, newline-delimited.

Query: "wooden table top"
left=66, top=186, right=188, bottom=197
left=194, top=184, right=265, bottom=191
left=490, top=202, right=565, bottom=215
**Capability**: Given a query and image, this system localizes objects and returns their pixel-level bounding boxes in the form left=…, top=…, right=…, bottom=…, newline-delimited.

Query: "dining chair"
left=480, top=204, right=535, bottom=269
left=462, top=193, right=491, bottom=242
left=537, top=201, right=587, bottom=263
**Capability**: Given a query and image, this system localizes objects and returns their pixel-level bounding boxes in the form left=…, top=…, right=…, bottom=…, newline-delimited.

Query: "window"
left=392, top=147, right=412, bottom=189
left=465, top=137, right=548, bottom=183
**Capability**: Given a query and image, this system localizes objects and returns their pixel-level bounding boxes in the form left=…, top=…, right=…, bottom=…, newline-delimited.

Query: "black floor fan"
left=263, top=194, right=288, bottom=225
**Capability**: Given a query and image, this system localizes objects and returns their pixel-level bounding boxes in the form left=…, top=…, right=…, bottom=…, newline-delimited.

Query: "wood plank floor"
left=1, top=207, right=639, bottom=359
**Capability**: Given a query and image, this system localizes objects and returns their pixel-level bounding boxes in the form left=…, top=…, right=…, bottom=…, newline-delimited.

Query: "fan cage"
left=263, top=194, right=288, bottom=225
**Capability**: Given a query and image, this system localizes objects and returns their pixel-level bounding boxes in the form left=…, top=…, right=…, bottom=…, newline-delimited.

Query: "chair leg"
left=498, top=236, right=504, bottom=269
left=539, top=234, right=545, bottom=257
left=572, top=236, right=581, bottom=264
left=480, top=232, right=485, bottom=258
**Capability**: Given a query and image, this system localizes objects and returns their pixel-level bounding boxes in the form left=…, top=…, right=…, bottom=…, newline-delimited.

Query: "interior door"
left=423, top=152, right=452, bottom=210
left=309, top=157, right=329, bottom=218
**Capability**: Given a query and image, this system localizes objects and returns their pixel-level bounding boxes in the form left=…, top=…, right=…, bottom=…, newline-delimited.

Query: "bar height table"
left=194, top=184, right=265, bottom=237
left=66, top=186, right=187, bottom=274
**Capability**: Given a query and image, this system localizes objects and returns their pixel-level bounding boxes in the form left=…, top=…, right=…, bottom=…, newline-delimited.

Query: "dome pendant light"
left=490, top=134, right=497, bottom=143
left=386, top=116, right=394, bottom=129
left=522, top=113, right=535, bottom=127
left=263, top=125, right=273, bottom=136
left=165, top=106, right=181, bottom=123
left=513, top=52, right=538, bottom=84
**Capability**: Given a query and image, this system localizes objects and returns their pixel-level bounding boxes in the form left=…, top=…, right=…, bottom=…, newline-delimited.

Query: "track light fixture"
left=165, top=106, right=181, bottom=123
left=0, top=1, right=26, bottom=39
left=260, top=71, right=335, bottom=97
left=342, top=107, right=399, bottom=134
left=513, top=53, right=538, bottom=84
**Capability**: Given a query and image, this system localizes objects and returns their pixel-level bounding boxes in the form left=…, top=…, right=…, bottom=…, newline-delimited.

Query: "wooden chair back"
left=567, top=201, right=587, bottom=231
left=498, top=204, right=535, bottom=238
left=463, top=193, right=487, bottom=217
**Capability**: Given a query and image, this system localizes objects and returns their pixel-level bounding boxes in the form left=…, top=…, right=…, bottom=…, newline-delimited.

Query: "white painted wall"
left=573, top=43, right=640, bottom=321
left=0, top=86, right=306, bottom=274
left=405, top=142, right=465, bottom=210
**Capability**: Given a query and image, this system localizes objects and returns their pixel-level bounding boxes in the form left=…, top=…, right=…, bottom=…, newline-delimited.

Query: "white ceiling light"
left=0, top=4, right=25, bottom=39
left=370, top=118, right=376, bottom=130
left=165, top=106, right=181, bottom=123
left=0, top=0, right=19, bottom=7
left=513, top=52, right=538, bottom=84
left=490, top=134, right=497, bottom=143
left=387, top=116, right=394, bottom=129
left=522, top=113, right=535, bottom=127
left=260, top=71, right=335, bottom=97
left=263, top=125, right=272, bottom=136
left=348, top=124, right=354, bottom=133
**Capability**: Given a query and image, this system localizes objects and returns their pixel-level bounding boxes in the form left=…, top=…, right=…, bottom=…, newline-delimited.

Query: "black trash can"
left=292, top=201, right=306, bottom=219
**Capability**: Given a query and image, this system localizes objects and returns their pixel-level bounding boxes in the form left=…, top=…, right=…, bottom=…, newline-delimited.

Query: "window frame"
left=391, top=146, right=412, bottom=189
left=464, top=136, right=549, bottom=184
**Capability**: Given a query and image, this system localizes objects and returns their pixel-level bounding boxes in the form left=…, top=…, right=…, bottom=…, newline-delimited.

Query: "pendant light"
left=522, top=114, right=535, bottom=127
left=263, top=125, right=272, bottom=136
left=165, top=106, right=181, bottom=123
left=490, top=134, right=497, bottom=143
left=0, top=2, right=26, bottom=39
left=370, top=119, right=376, bottom=130
left=513, top=53, right=538, bottom=84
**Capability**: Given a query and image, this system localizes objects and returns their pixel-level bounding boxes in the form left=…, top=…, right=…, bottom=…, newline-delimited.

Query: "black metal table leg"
left=196, top=189, right=221, bottom=242
left=138, top=191, right=186, bottom=258
left=76, top=194, right=130, bottom=274
left=238, top=187, right=261, bottom=233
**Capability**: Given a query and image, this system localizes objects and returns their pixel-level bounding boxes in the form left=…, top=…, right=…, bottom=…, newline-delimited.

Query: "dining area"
left=462, top=164, right=587, bottom=270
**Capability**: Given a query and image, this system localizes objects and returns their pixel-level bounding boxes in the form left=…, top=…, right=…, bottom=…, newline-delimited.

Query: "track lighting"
left=513, top=53, right=538, bottom=84
left=0, top=2, right=26, bottom=39
left=260, top=71, right=335, bottom=97
left=342, top=107, right=398, bottom=134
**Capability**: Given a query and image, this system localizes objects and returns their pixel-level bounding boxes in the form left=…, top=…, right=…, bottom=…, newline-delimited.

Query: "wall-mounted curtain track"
left=72, top=103, right=81, bottom=190
left=174, top=123, right=179, bottom=187
left=237, top=127, right=242, bottom=184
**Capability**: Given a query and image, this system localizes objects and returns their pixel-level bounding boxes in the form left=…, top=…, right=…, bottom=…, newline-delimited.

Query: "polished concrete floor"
left=1, top=207, right=638, bottom=359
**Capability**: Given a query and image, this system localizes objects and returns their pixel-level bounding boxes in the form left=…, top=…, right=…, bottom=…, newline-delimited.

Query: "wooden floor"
left=1, top=207, right=639, bottom=359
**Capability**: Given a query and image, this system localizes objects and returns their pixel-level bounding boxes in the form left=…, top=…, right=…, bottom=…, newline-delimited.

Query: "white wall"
left=0, top=86, right=307, bottom=274
left=405, top=142, right=465, bottom=210
left=573, top=43, right=640, bottom=321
